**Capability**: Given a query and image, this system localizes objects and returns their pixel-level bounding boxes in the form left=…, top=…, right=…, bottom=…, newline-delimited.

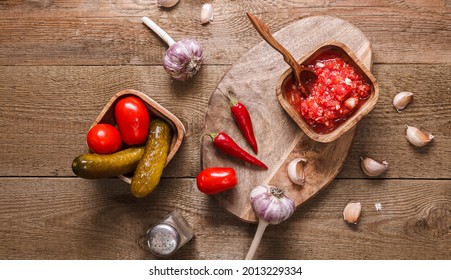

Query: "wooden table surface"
left=0, top=0, right=450, bottom=260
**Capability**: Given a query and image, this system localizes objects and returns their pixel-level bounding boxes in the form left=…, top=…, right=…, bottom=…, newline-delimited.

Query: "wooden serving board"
left=201, top=16, right=373, bottom=223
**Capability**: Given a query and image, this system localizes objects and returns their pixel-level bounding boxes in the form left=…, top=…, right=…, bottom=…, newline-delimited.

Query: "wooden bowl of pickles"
left=72, top=89, right=185, bottom=189
left=276, top=40, right=379, bottom=143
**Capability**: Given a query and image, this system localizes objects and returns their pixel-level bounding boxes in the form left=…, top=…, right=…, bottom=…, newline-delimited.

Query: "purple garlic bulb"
left=250, top=184, right=295, bottom=225
left=163, top=39, right=204, bottom=81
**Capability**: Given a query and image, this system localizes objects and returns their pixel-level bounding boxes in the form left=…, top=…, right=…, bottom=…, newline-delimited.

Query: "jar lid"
left=147, top=223, right=180, bottom=257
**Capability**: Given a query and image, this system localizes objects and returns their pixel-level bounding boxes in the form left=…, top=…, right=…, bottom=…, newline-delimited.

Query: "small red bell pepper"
left=196, top=167, right=237, bottom=195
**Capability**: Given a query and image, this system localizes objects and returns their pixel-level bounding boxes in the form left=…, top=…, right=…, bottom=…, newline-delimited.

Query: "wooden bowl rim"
left=276, top=40, right=379, bottom=143
left=90, top=89, right=186, bottom=184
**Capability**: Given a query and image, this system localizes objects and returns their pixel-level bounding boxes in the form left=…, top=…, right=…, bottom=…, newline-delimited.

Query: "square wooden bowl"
left=276, top=40, right=379, bottom=143
left=89, top=89, right=185, bottom=184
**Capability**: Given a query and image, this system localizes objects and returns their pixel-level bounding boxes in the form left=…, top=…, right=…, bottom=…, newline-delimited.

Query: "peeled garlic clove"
left=200, top=3, right=214, bottom=25
left=157, top=0, right=179, bottom=8
left=287, top=157, right=308, bottom=186
left=406, top=125, right=434, bottom=147
left=343, top=201, right=361, bottom=224
left=360, top=156, right=388, bottom=177
left=393, top=91, right=413, bottom=113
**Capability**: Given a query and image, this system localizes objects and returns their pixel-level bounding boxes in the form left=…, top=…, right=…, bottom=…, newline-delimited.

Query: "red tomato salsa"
left=284, top=52, right=371, bottom=133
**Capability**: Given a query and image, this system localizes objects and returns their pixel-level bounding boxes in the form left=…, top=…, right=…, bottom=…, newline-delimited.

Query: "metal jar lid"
left=147, top=223, right=180, bottom=257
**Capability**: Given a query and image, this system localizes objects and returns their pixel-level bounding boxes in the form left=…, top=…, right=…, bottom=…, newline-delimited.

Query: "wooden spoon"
left=246, top=12, right=316, bottom=97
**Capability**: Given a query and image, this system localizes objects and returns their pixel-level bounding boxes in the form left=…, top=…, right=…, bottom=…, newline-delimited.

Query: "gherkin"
left=131, top=119, right=172, bottom=198
left=72, top=146, right=145, bottom=179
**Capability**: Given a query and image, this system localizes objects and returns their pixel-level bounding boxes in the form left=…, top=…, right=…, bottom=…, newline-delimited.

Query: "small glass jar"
left=146, top=210, right=194, bottom=257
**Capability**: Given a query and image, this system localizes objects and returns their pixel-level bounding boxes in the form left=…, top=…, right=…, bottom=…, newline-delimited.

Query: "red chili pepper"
left=227, top=88, right=258, bottom=154
left=206, top=132, right=268, bottom=169
left=196, top=167, right=237, bottom=195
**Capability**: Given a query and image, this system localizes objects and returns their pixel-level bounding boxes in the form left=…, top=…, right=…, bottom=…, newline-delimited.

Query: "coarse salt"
left=375, top=202, right=382, bottom=211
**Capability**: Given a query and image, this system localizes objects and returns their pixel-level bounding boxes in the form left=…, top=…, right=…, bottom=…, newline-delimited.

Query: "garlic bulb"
left=393, top=91, right=413, bottom=113
left=343, top=201, right=361, bottom=224
left=157, top=0, right=179, bottom=8
left=406, top=125, right=434, bottom=147
left=142, top=17, right=204, bottom=81
left=360, top=156, right=388, bottom=177
left=163, top=38, right=203, bottom=81
left=250, top=185, right=295, bottom=224
left=246, top=185, right=295, bottom=260
left=287, top=157, right=308, bottom=186
left=200, top=3, right=214, bottom=25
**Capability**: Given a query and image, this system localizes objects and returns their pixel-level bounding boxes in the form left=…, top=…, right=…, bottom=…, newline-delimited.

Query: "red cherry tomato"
left=114, top=96, right=150, bottom=145
left=196, top=167, right=237, bottom=195
left=87, top=123, right=122, bottom=154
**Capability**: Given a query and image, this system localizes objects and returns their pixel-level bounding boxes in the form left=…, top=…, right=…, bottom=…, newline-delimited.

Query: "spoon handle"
left=246, top=12, right=302, bottom=85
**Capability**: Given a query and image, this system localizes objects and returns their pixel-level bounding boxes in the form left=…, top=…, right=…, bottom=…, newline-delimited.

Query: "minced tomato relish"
left=284, top=52, right=371, bottom=134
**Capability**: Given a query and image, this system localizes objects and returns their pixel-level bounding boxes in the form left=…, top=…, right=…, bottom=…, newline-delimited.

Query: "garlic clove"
left=406, top=125, right=434, bottom=147
left=360, top=156, right=388, bottom=177
left=343, top=201, right=361, bottom=224
left=157, top=0, right=179, bottom=8
left=393, top=91, right=413, bottom=113
left=200, top=3, right=214, bottom=25
left=287, top=157, right=308, bottom=186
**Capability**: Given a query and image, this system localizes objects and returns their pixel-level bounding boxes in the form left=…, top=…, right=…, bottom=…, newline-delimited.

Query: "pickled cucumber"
left=131, top=119, right=172, bottom=198
left=72, top=146, right=145, bottom=179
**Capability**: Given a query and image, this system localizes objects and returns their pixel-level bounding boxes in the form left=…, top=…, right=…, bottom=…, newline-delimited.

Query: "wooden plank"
left=0, top=65, right=222, bottom=178
left=0, top=178, right=449, bottom=259
left=342, top=63, right=451, bottom=179
left=0, top=4, right=450, bottom=65
left=331, top=0, right=448, bottom=8
left=0, top=64, right=449, bottom=179
left=0, top=0, right=447, bottom=17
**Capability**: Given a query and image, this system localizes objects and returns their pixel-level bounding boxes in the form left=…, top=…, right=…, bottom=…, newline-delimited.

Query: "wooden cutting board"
left=201, top=16, right=373, bottom=223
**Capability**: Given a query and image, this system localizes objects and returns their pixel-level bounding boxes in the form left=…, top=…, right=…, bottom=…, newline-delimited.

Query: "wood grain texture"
left=0, top=65, right=449, bottom=179
left=201, top=16, right=372, bottom=223
left=0, top=1, right=450, bottom=65
left=0, top=65, right=222, bottom=178
left=343, top=63, right=451, bottom=179
left=0, top=0, right=450, bottom=260
left=0, top=178, right=449, bottom=260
